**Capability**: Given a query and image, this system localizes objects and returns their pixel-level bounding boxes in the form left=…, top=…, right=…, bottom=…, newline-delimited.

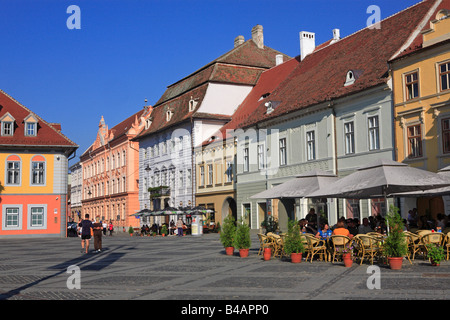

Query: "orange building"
left=391, top=0, right=450, bottom=217
left=0, top=90, right=78, bottom=238
left=80, top=105, right=152, bottom=231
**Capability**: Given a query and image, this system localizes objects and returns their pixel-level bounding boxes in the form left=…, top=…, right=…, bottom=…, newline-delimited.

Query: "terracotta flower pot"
left=263, top=247, right=271, bottom=261
left=431, top=260, right=440, bottom=266
left=342, top=253, right=353, bottom=267
left=290, top=252, right=302, bottom=263
left=239, top=248, right=249, bottom=258
left=225, top=247, right=234, bottom=256
left=388, top=257, right=403, bottom=270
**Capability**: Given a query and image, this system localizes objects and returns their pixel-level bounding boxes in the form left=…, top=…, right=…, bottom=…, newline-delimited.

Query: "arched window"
left=31, top=155, right=46, bottom=185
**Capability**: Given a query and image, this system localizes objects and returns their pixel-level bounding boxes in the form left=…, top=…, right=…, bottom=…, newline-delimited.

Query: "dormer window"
left=344, top=70, right=363, bottom=87
left=24, top=113, right=38, bottom=136
left=258, top=92, right=271, bottom=101
left=189, top=96, right=198, bottom=112
left=0, top=112, right=15, bottom=136
left=26, top=122, right=36, bottom=136
left=265, top=101, right=274, bottom=114
left=264, top=100, right=280, bottom=115
left=2, top=121, right=13, bottom=136
left=145, top=117, right=153, bottom=129
left=166, top=110, right=173, bottom=122
left=344, top=71, right=355, bottom=86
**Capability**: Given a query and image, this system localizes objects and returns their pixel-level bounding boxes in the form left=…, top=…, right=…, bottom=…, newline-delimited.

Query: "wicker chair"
left=404, top=231, right=421, bottom=260
left=353, top=234, right=381, bottom=265
left=304, top=234, right=328, bottom=262
left=329, top=235, right=352, bottom=263
left=445, top=233, right=450, bottom=261
left=257, top=233, right=272, bottom=256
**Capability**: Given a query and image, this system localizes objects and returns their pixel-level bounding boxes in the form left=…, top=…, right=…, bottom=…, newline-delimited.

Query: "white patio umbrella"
left=307, top=159, right=450, bottom=200
left=250, top=170, right=338, bottom=199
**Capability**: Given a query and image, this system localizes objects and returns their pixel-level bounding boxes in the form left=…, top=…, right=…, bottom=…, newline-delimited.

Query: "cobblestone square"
left=0, top=232, right=449, bottom=303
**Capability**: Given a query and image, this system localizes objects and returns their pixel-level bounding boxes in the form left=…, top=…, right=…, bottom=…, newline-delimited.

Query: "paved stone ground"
left=0, top=231, right=449, bottom=304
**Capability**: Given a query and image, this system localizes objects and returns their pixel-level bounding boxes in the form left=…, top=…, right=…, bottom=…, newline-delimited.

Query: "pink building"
left=80, top=105, right=152, bottom=230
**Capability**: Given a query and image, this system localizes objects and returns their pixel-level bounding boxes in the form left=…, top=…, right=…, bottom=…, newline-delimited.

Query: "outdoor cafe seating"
left=257, top=226, right=450, bottom=265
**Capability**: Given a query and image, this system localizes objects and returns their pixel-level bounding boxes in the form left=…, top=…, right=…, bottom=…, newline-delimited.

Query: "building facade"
left=69, top=161, right=82, bottom=222
left=80, top=107, right=152, bottom=230
left=135, top=25, right=290, bottom=226
left=233, top=0, right=438, bottom=231
left=0, top=90, right=78, bottom=238
left=391, top=1, right=450, bottom=217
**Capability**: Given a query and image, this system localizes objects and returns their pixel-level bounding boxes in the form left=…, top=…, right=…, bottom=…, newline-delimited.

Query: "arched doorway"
left=221, top=197, right=237, bottom=223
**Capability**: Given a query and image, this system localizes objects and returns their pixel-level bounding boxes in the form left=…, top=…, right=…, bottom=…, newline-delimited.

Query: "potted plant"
left=234, top=218, right=251, bottom=258
left=383, top=205, right=408, bottom=270
left=337, top=242, right=354, bottom=267
left=426, top=244, right=445, bottom=266
left=161, top=224, right=168, bottom=237
left=283, top=220, right=305, bottom=263
left=128, top=226, right=134, bottom=236
left=261, top=215, right=278, bottom=235
left=220, top=214, right=236, bottom=255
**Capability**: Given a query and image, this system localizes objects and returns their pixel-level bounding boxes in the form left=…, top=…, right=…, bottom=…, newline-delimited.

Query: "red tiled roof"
left=238, top=0, right=437, bottom=129
left=202, top=56, right=301, bottom=146
left=136, top=39, right=291, bottom=139
left=390, top=0, right=449, bottom=61
left=0, top=89, right=78, bottom=150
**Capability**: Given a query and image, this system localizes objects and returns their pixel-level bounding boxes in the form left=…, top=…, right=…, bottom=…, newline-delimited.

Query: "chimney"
left=332, top=28, right=340, bottom=41
left=251, top=25, right=264, bottom=49
left=234, top=35, right=245, bottom=48
left=299, top=31, right=315, bottom=61
left=49, top=123, right=62, bottom=132
left=275, top=54, right=284, bottom=66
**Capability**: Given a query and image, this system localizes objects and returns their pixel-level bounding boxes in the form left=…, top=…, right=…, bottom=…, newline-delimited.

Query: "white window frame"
left=27, top=204, right=47, bottom=230
left=257, top=144, right=265, bottom=170
left=279, top=138, right=287, bottom=166
left=1, top=121, right=13, bottom=136
left=2, top=205, right=23, bottom=230
left=6, top=158, right=21, bottom=186
left=306, top=131, right=315, bottom=161
left=243, top=147, right=250, bottom=172
left=25, top=122, right=37, bottom=136
left=31, top=160, right=46, bottom=186
left=368, top=115, right=380, bottom=151
left=344, top=121, right=355, bottom=154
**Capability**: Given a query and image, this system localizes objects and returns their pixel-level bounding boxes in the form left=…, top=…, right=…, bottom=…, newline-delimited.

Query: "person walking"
left=92, top=216, right=103, bottom=253
left=102, top=220, right=107, bottom=236
left=79, top=214, right=93, bottom=254
left=176, top=218, right=184, bottom=237
left=108, top=222, right=114, bottom=236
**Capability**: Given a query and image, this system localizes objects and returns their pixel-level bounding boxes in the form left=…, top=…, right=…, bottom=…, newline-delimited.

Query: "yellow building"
left=194, top=133, right=236, bottom=229
left=391, top=4, right=450, bottom=218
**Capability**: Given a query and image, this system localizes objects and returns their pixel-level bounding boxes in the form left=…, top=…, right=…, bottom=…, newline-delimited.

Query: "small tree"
left=383, top=205, right=408, bottom=257
left=234, top=218, right=251, bottom=250
left=283, top=219, right=305, bottom=255
left=220, top=214, right=236, bottom=248
left=128, top=226, right=134, bottom=235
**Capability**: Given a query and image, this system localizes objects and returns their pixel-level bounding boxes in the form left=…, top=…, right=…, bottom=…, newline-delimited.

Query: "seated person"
left=316, top=223, right=332, bottom=240
left=358, top=218, right=373, bottom=234
left=332, top=221, right=353, bottom=239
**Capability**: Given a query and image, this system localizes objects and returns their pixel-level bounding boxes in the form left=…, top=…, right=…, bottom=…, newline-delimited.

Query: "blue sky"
left=0, top=0, right=421, bottom=165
